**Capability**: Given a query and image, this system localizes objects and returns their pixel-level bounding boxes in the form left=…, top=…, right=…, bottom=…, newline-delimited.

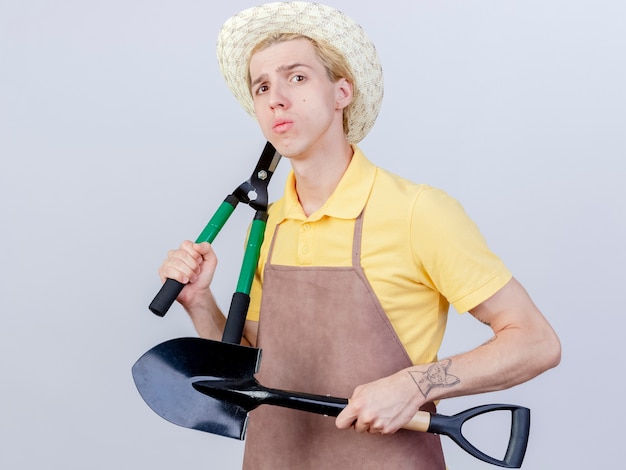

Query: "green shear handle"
left=148, top=142, right=281, bottom=345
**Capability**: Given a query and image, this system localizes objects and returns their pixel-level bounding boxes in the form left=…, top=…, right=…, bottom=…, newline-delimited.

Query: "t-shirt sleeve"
left=410, top=187, right=512, bottom=314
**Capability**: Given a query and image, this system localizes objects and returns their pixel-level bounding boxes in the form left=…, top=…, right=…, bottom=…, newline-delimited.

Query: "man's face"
left=249, top=38, right=351, bottom=159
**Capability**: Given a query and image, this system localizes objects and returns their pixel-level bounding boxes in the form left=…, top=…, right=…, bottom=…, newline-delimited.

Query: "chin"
left=271, top=140, right=304, bottom=159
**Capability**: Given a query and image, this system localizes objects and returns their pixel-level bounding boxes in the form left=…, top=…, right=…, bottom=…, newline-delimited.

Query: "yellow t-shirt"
left=248, top=146, right=512, bottom=365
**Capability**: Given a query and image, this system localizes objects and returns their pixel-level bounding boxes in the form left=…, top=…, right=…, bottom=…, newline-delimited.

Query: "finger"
left=159, top=248, right=203, bottom=284
left=353, top=420, right=371, bottom=434
left=178, top=240, right=208, bottom=261
left=193, top=241, right=216, bottom=259
left=335, top=408, right=359, bottom=430
left=367, top=425, right=383, bottom=434
left=158, top=259, right=196, bottom=284
left=350, top=414, right=375, bottom=434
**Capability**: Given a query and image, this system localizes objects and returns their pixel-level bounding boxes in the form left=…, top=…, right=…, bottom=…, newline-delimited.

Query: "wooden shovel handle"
left=403, top=410, right=431, bottom=433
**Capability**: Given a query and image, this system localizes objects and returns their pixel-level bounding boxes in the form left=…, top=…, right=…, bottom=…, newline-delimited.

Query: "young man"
left=159, top=3, right=561, bottom=468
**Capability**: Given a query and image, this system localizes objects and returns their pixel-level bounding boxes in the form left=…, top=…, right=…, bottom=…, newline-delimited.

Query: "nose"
left=269, top=85, right=289, bottom=111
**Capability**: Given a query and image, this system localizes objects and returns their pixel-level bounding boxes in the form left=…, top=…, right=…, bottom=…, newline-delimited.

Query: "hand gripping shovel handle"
left=194, top=377, right=530, bottom=468
left=265, top=392, right=530, bottom=467
left=277, top=396, right=530, bottom=467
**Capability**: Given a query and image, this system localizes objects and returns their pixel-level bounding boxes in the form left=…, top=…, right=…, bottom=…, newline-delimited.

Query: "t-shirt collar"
left=277, top=145, right=376, bottom=222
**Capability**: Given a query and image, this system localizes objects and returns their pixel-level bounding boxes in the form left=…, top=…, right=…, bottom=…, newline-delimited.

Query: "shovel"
left=132, top=337, right=530, bottom=468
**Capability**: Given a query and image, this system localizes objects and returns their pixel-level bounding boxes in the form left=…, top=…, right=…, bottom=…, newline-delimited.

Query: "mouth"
left=272, top=119, right=293, bottom=134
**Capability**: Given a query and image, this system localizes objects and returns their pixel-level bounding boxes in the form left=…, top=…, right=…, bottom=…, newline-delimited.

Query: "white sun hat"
left=216, top=2, right=384, bottom=144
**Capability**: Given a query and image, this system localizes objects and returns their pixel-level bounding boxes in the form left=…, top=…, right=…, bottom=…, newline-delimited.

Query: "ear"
left=335, top=78, right=354, bottom=110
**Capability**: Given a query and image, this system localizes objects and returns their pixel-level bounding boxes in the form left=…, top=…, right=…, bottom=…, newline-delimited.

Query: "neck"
left=291, top=141, right=354, bottom=217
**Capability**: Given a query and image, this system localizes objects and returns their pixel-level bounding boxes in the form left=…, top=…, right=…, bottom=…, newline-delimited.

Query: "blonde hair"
left=248, top=33, right=356, bottom=137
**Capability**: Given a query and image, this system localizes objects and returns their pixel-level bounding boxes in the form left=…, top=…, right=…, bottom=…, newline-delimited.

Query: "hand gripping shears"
left=148, top=141, right=281, bottom=344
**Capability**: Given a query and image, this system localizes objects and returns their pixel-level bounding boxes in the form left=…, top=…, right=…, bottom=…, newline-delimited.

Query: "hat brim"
left=217, top=2, right=383, bottom=144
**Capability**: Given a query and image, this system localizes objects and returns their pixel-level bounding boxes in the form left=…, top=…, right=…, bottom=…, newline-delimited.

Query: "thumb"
left=194, top=241, right=217, bottom=263
left=335, top=402, right=358, bottom=430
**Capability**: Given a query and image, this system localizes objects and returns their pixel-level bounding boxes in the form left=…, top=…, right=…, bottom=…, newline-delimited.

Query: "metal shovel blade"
left=131, top=337, right=262, bottom=440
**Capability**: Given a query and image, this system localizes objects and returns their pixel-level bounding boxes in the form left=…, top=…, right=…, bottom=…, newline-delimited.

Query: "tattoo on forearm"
left=409, top=359, right=460, bottom=399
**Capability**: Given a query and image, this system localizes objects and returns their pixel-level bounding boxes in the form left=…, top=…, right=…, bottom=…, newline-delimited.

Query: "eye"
left=255, top=84, right=269, bottom=95
left=291, top=74, right=305, bottom=84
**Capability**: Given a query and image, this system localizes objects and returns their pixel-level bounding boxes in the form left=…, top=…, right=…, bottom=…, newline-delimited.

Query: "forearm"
left=409, top=286, right=560, bottom=404
left=183, top=291, right=226, bottom=341
left=406, top=324, right=560, bottom=404
left=336, top=278, right=560, bottom=434
left=184, top=293, right=257, bottom=347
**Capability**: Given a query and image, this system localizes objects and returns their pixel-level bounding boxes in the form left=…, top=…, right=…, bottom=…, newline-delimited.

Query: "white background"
left=1, top=1, right=624, bottom=469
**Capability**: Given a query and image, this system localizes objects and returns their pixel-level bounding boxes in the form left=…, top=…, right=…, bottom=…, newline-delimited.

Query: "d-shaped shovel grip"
left=407, top=404, right=530, bottom=468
